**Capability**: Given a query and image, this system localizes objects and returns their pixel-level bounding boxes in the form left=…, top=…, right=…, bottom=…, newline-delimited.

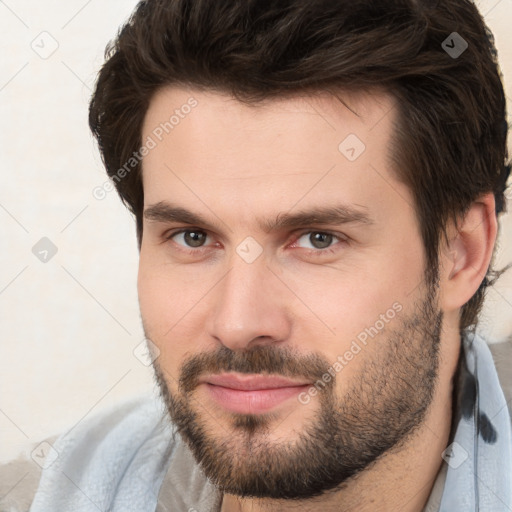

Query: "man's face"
left=138, top=86, right=442, bottom=498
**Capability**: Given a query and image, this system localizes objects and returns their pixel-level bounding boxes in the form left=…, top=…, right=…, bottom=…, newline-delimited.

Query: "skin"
left=137, top=85, right=497, bottom=511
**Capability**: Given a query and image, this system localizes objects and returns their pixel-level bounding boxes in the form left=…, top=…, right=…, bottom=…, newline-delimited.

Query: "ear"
left=439, top=193, right=498, bottom=313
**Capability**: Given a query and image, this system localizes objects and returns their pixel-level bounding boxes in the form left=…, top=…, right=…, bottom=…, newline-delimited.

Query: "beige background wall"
left=1, top=0, right=511, bottom=463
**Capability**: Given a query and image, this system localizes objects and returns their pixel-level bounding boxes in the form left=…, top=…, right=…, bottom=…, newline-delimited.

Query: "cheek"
left=294, top=244, right=423, bottom=369
left=138, top=264, right=188, bottom=385
left=308, top=249, right=419, bottom=324
left=138, top=266, right=165, bottom=328
left=137, top=249, right=183, bottom=340
left=138, top=252, right=214, bottom=367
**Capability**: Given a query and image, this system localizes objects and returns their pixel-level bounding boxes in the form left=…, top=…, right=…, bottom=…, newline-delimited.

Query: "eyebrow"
left=143, top=201, right=374, bottom=233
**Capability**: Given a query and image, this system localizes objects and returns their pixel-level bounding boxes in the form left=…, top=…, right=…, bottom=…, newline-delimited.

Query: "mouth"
left=198, top=373, right=312, bottom=414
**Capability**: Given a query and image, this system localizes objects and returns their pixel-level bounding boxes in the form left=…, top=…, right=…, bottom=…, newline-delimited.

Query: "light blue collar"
left=436, top=331, right=512, bottom=511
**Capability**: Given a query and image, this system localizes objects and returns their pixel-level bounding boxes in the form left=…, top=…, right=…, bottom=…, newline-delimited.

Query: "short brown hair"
left=89, top=0, right=510, bottom=331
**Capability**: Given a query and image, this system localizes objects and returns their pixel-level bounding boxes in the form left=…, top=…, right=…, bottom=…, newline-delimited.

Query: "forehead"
left=140, top=85, right=411, bottom=228
left=142, top=85, right=396, bottom=149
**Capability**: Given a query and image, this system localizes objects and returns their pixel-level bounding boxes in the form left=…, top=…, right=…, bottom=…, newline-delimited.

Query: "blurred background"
left=1, top=0, right=511, bottom=464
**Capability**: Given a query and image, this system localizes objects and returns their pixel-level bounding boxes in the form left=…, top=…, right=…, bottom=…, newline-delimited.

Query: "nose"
left=206, top=254, right=292, bottom=351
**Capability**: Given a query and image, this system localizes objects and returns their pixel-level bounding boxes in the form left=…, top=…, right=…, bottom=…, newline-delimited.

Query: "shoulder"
left=0, top=392, right=171, bottom=512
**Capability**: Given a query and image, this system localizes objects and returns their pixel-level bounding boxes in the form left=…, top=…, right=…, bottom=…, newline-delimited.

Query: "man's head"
left=89, top=0, right=509, bottom=504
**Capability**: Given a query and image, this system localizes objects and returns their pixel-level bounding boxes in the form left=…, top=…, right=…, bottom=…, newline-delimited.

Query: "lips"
left=199, top=373, right=312, bottom=414
left=203, top=373, right=311, bottom=390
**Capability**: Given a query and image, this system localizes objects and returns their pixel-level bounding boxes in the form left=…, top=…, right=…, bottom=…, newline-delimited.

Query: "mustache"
left=177, top=344, right=333, bottom=394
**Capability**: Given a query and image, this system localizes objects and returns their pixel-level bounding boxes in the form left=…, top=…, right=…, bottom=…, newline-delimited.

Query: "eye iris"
left=310, top=232, right=332, bottom=249
left=184, top=231, right=206, bottom=247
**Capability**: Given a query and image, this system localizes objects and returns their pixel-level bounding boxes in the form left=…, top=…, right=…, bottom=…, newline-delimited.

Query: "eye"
left=167, top=229, right=211, bottom=249
left=292, top=231, right=346, bottom=253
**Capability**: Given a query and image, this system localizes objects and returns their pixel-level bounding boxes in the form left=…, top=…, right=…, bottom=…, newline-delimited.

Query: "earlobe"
left=440, top=193, right=497, bottom=312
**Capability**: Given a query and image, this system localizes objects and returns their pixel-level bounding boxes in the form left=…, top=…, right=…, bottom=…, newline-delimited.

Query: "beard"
left=149, top=276, right=442, bottom=500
